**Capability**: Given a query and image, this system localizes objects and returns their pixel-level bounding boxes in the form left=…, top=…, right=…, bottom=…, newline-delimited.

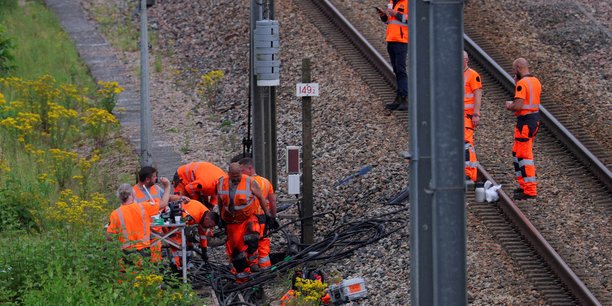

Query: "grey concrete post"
left=139, top=0, right=152, bottom=167
left=430, top=0, right=466, bottom=304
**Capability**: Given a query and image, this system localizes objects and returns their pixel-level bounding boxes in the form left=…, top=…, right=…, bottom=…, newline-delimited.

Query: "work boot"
left=465, top=175, right=474, bottom=189
left=513, top=188, right=524, bottom=195
left=395, top=96, right=408, bottom=111
left=513, top=192, right=536, bottom=200
left=385, top=95, right=401, bottom=110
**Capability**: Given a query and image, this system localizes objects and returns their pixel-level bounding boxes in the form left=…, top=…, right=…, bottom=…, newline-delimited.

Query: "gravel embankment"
left=78, top=0, right=610, bottom=304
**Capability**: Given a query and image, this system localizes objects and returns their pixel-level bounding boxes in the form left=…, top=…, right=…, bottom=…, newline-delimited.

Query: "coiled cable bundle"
left=190, top=207, right=408, bottom=305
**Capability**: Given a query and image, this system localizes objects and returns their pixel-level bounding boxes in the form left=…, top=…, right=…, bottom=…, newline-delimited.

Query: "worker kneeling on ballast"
left=166, top=198, right=220, bottom=270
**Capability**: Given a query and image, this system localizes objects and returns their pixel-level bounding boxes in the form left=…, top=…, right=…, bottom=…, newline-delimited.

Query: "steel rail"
left=477, top=165, right=601, bottom=306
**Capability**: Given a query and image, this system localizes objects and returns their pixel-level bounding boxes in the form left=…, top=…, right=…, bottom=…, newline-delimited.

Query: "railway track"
left=299, top=0, right=610, bottom=305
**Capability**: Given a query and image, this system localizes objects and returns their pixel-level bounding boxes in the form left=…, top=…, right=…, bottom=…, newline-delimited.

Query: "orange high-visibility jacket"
left=182, top=199, right=209, bottom=224
left=177, top=162, right=226, bottom=197
left=463, top=68, right=482, bottom=114
left=132, top=184, right=164, bottom=205
left=107, top=201, right=160, bottom=250
left=218, top=174, right=260, bottom=224
left=168, top=200, right=211, bottom=249
left=385, top=0, right=409, bottom=43
left=514, top=76, right=541, bottom=116
left=252, top=175, right=273, bottom=214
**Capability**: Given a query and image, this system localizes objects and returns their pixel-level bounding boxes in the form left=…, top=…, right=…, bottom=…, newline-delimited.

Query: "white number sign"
left=296, top=83, right=320, bottom=97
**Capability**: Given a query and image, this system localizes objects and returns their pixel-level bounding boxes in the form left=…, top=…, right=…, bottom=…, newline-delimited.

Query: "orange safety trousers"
left=150, top=226, right=163, bottom=262
left=464, top=114, right=478, bottom=182
left=168, top=227, right=210, bottom=269
left=256, top=214, right=271, bottom=268
left=513, top=114, right=540, bottom=196
left=226, top=215, right=261, bottom=280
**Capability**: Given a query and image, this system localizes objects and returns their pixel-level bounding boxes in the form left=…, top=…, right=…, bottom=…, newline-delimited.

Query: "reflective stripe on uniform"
left=524, top=177, right=536, bottom=182
left=518, top=159, right=534, bottom=167
left=134, top=185, right=162, bottom=203
left=117, top=202, right=149, bottom=249
left=218, top=177, right=227, bottom=195
left=259, top=256, right=270, bottom=264
left=464, top=69, right=474, bottom=100
left=388, top=20, right=408, bottom=26
left=465, top=161, right=479, bottom=167
left=183, top=162, right=197, bottom=182
left=515, top=171, right=522, bottom=177
left=222, top=177, right=254, bottom=212
left=520, top=78, right=539, bottom=110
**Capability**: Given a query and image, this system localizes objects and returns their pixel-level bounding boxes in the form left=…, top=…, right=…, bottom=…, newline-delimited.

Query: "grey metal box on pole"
left=254, top=20, right=280, bottom=86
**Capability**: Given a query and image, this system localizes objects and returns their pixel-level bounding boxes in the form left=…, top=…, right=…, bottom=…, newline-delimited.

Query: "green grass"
left=0, top=1, right=95, bottom=89
left=89, top=2, right=139, bottom=52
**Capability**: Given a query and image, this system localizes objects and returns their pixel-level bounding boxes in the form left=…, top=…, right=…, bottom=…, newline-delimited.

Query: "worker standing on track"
left=378, top=0, right=409, bottom=111
left=505, top=57, right=541, bottom=200
left=463, top=51, right=483, bottom=183
left=238, top=157, right=278, bottom=269
left=217, top=163, right=270, bottom=280
left=173, top=161, right=227, bottom=209
left=106, top=178, right=171, bottom=261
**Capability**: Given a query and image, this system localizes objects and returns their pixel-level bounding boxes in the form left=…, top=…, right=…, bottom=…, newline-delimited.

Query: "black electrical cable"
left=195, top=207, right=409, bottom=304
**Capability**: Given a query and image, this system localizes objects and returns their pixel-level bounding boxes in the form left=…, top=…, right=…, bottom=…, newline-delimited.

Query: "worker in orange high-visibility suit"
left=107, top=178, right=171, bottom=263
left=167, top=199, right=219, bottom=269
left=238, top=157, right=278, bottom=269
left=505, top=57, right=541, bottom=200
left=463, top=51, right=483, bottom=183
left=173, top=162, right=227, bottom=209
left=217, top=163, right=270, bottom=280
left=132, top=166, right=171, bottom=262
left=379, top=0, right=409, bottom=111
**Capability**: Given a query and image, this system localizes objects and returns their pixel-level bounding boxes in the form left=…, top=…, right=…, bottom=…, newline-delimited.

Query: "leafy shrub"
left=0, top=24, right=16, bottom=75
left=196, top=70, right=224, bottom=110
left=0, top=176, right=42, bottom=232
left=0, top=230, right=200, bottom=305
left=96, top=80, right=124, bottom=113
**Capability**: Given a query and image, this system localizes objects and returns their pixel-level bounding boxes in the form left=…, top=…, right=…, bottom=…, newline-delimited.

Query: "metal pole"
left=430, top=0, right=466, bottom=304
left=301, top=58, right=313, bottom=245
left=252, top=0, right=265, bottom=175
left=409, top=0, right=434, bottom=304
left=139, top=0, right=152, bottom=167
left=181, top=225, right=187, bottom=283
left=269, top=0, right=278, bottom=190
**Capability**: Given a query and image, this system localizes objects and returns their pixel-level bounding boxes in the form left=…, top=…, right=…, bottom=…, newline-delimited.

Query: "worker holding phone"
left=377, top=1, right=409, bottom=111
